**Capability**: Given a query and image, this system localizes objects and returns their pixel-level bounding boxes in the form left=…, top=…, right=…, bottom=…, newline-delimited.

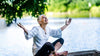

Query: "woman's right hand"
left=17, top=23, right=28, bottom=34
left=17, top=23, right=24, bottom=29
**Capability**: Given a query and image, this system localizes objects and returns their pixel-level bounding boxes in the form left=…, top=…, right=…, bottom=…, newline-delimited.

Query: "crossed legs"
left=34, top=38, right=67, bottom=56
left=52, top=38, right=64, bottom=52
left=50, top=38, right=68, bottom=56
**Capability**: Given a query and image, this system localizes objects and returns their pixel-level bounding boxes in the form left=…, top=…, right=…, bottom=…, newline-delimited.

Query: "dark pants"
left=35, top=38, right=64, bottom=56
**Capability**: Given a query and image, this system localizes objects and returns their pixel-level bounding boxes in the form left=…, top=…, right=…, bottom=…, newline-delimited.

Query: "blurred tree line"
left=0, top=0, right=48, bottom=26
left=47, top=0, right=100, bottom=18
left=48, top=0, right=100, bottom=12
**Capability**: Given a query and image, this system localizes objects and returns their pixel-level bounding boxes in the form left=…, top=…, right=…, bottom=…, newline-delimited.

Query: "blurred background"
left=0, top=0, right=100, bottom=56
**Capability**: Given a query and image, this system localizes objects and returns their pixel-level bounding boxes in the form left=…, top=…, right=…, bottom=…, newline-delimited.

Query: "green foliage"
left=76, top=0, right=89, bottom=10
left=95, top=0, right=100, bottom=6
left=90, top=6, right=100, bottom=17
left=47, top=0, right=100, bottom=18
left=68, top=9, right=89, bottom=18
left=0, top=0, right=48, bottom=26
left=48, top=0, right=68, bottom=12
left=68, top=1, right=76, bottom=10
left=48, top=0, right=100, bottom=12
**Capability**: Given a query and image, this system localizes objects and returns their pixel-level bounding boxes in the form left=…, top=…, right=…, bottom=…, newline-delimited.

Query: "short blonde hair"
left=37, top=14, right=45, bottom=21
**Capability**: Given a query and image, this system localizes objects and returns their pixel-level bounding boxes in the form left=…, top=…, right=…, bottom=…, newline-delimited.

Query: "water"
left=0, top=17, right=100, bottom=56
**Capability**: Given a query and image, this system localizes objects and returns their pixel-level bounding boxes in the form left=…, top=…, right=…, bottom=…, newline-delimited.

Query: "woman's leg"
left=52, top=38, right=68, bottom=56
left=35, top=42, right=55, bottom=56
left=52, top=38, right=64, bottom=52
left=35, top=38, right=64, bottom=56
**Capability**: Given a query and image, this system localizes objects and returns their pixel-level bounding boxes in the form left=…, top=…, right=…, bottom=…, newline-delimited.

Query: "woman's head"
left=37, top=14, right=48, bottom=25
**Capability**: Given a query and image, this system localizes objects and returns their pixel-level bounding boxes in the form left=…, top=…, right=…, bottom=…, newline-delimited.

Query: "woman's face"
left=39, top=15, right=48, bottom=25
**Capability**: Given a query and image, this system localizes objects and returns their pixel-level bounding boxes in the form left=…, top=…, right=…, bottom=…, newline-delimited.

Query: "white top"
left=24, top=26, right=62, bottom=55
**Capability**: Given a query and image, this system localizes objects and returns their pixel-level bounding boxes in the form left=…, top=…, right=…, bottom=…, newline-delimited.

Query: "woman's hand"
left=61, top=18, right=72, bottom=31
left=17, top=23, right=24, bottom=29
left=17, top=23, right=28, bottom=34
left=65, top=18, right=72, bottom=26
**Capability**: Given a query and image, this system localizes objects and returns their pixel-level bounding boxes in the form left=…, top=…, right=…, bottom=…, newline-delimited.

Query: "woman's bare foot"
left=56, top=51, right=68, bottom=56
left=49, top=51, right=56, bottom=56
left=49, top=51, right=68, bottom=56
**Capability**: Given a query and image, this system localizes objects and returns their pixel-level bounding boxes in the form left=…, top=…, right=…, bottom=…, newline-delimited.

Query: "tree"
left=95, top=0, right=100, bottom=6
left=48, top=0, right=68, bottom=12
left=76, top=0, right=90, bottom=10
left=0, top=0, right=48, bottom=26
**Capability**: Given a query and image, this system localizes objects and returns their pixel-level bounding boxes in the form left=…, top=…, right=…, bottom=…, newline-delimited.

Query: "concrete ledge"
left=68, top=50, right=100, bottom=56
